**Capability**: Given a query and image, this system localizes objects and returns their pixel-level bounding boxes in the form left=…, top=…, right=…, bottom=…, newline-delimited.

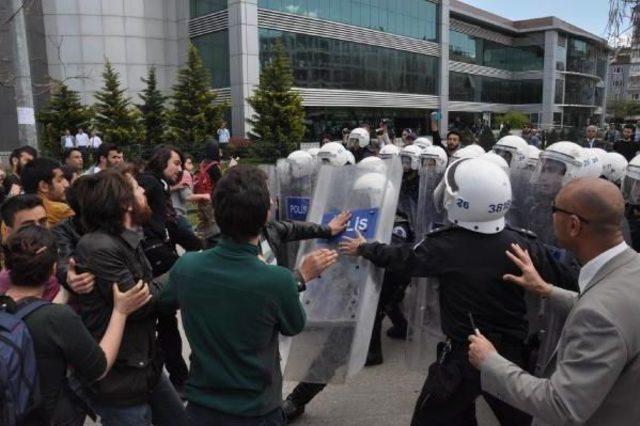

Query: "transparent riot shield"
left=506, top=165, right=535, bottom=229
left=405, top=162, right=445, bottom=371
left=283, top=157, right=403, bottom=384
left=258, top=164, right=280, bottom=221
left=276, top=158, right=319, bottom=269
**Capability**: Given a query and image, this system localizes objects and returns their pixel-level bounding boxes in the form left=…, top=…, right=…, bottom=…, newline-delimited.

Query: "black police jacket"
left=75, top=229, right=163, bottom=405
left=358, top=225, right=577, bottom=344
left=263, top=220, right=333, bottom=268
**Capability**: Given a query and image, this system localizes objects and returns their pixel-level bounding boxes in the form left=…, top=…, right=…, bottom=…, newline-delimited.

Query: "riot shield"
left=405, top=162, right=446, bottom=370
left=506, top=165, right=535, bottom=229
left=276, top=158, right=319, bottom=269
left=258, top=164, right=280, bottom=221
left=283, top=157, right=403, bottom=384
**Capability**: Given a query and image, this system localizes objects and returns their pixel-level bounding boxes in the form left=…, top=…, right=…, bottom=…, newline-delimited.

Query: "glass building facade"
left=258, top=0, right=438, bottom=41
left=449, top=72, right=543, bottom=104
left=305, top=106, right=433, bottom=140
left=565, top=37, right=607, bottom=79
left=260, top=29, right=439, bottom=94
left=190, top=0, right=227, bottom=17
left=192, top=30, right=230, bottom=88
left=449, top=31, right=544, bottom=71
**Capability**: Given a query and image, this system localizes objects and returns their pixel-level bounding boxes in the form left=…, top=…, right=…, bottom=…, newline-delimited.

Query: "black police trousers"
left=411, top=340, right=531, bottom=426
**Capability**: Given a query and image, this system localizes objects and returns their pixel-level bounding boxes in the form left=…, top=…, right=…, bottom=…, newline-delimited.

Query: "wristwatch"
left=294, top=270, right=307, bottom=292
left=296, top=280, right=307, bottom=293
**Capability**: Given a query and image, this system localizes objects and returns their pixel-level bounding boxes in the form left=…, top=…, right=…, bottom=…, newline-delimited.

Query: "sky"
left=463, top=0, right=614, bottom=39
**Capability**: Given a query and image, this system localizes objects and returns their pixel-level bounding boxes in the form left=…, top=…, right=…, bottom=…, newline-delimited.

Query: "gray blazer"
left=481, top=248, right=640, bottom=426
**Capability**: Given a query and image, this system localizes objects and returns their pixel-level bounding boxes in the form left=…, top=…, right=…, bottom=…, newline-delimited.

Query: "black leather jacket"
left=263, top=220, right=332, bottom=268
left=52, top=217, right=83, bottom=290
left=75, top=229, right=163, bottom=405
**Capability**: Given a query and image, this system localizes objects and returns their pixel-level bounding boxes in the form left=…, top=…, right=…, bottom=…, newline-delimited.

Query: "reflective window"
left=566, top=37, right=607, bottom=77
left=190, top=0, right=227, bottom=17
left=449, top=72, right=542, bottom=104
left=449, top=31, right=543, bottom=71
left=555, top=79, right=564, bottom=104
left=259, top=0, right=438, bottom=42
left=564, top=75, right=596, bottom=105
left=192, top=30, right=230, bottom=88
left=450, top=31, right=480, bottom=63
left=260, top=29, right=439, bottom=94
left=556, top=38, right=567, bottom=71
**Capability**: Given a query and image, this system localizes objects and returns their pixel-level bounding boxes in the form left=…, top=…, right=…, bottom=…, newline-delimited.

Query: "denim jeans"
left=90, top=373, right=185, bottom=426
left=186, top=403, right=284, bottom=426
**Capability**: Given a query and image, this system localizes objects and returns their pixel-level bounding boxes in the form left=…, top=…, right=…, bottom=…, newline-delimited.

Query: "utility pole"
left=8, top=0, right=38, bottom=149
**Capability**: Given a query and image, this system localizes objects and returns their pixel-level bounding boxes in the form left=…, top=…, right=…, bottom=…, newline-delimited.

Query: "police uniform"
left=367, top=214, right=415, bottom=364
left=358, top=224, right=577, bottom=426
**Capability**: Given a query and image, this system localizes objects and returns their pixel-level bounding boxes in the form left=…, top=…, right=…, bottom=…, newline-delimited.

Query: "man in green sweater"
left=158, top=165, right=338, bottom=425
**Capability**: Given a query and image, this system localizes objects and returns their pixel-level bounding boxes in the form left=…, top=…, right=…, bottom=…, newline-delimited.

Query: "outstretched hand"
left=503, top=243, right=552, bottom=297
left=299, top=249, right=339, bottom=283
left=328, top=211, right=351, bottom=236
left=338, top=230, right=366, bottom=256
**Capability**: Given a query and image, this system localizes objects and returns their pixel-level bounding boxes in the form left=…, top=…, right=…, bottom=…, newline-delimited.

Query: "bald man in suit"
left=469, top=178, right=640, bottom=426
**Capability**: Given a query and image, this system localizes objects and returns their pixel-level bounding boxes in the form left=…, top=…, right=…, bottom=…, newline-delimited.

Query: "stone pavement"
left=87, top=318, right=500, bottom=425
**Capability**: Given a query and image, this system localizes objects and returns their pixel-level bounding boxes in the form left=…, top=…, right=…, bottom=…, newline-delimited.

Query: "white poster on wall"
left=17, top=107, right=35, bottom=125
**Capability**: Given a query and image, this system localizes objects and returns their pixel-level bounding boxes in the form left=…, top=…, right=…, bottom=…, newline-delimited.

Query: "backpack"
left=0, top=299, right=48, bottom=426
left=193, top=161, right=219, bottom=195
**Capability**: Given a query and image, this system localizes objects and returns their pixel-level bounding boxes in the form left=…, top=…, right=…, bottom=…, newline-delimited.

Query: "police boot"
left=386, top=302, right=408, bottom=340
left=366, top=313, right=384, bottom=366
left=282, top=398, right=305, bottom=423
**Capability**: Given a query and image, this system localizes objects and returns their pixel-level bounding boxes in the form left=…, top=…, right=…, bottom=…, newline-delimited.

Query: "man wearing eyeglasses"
left=470, top=177, right=640, bottom=426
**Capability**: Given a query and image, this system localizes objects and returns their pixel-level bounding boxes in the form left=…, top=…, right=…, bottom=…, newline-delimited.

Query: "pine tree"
left=93, top=60, right=142, bottom=146
left=167, top=44, right=225, bottom=151
left=138, top=66, right=167, bottom=145
left=247, top=41, right=306, bottom=163
left=37, top=82, right=93, bottom=156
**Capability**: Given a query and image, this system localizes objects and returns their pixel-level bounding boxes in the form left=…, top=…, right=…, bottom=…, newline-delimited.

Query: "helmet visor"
left=531, top=158, right=567, bottom=195
left=493, top=147, right=513, bottom=166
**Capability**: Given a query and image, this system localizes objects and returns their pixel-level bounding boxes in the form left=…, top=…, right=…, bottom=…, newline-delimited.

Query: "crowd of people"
left=1, top=113, right=640, bottom=426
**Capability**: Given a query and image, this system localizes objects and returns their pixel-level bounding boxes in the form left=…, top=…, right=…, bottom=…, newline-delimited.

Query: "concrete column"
left=600, top=54, right=610, bottom=126
left=541, top=30, right=558, bottom=130
left=228, top=0, right=259, bottom=138
left=438, top=0, right=450, bottom=134
left=9, top=0, right=38, bottom=149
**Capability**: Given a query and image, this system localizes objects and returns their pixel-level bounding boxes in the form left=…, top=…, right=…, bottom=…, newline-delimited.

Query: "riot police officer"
left=348, top=127, right=377, bottom=162
left=339, top=158, right=576, bottom=426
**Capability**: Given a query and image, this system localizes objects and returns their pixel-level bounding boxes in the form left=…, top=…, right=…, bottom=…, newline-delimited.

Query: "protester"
left=21, top=158, right=73, bottom=227
left=170, top=155, right=210, bottom=233
left=158, top=165, right=338, bottom=426
left=430, top=112, right=461, bottom=157
left=89, top=129, right=102, bottom=151
left=74, top=169, right=185, bottom=425
left=5, top=146, right=37, bottom=197
left=52, top=176, right=95, bottom=298
left=604, top=123, right=620, bottom=145
left=85, top=143, right=123, bottom=175
left=0, top=195, right=62, bottom=303
left=138, top=146, right=199, bottom=395
left=0, top=225, right=151, bottom=426
left=470, top=177, right=640, bottom=425
left=64, top=148, right=84, bottom=174
left=194, top=140, right=222, bottom=238
left=613, top=124, right=640, bottom=161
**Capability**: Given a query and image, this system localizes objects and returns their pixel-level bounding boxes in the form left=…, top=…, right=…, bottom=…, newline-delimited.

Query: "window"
left=567, top=37, right=606, bottom=78
left=192, top=30, right=230, bottom=88
left=564, top=75, right=596, bottom=105
left=260, top=29, right=439, bottom=94
left=449, top=31, right=544, bottom=71
left=190, top=0, right=227, bottom=17
left=555, top=79, right=564, bottom=104
left=259, top=0, right=438, bottom=42
left=449, top=72, right=542, bottom=104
